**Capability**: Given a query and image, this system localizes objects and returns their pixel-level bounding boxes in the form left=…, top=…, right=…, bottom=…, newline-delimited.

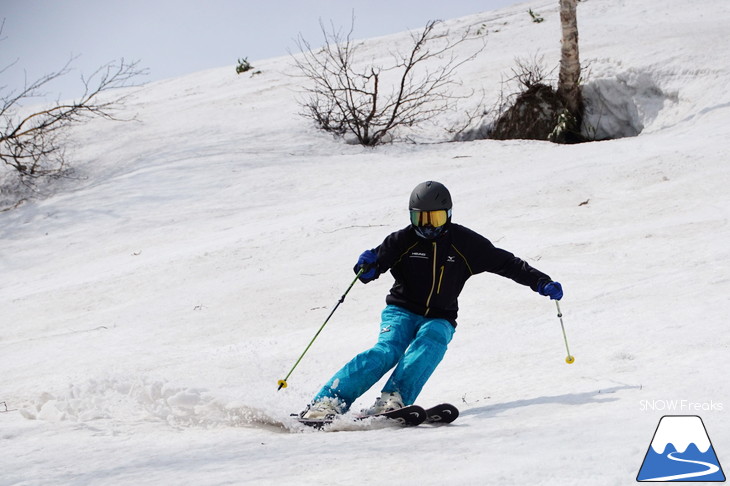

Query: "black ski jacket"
left=363, top=223, right=552, bottom=327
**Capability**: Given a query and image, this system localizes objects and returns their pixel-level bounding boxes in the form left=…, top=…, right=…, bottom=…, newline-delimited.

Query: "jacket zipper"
left=437, top=265, right=444, bottom=294
left=425, top=242, right=437, bottom=315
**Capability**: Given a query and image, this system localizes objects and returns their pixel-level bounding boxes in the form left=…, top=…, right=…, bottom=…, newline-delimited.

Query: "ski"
left=294, top=415, right=334, bottom=429
left=360, top=404, right=427, bottom=426
left=424, top=403, right=459, bottom=424
left=294, top=404, right=427, bottom=429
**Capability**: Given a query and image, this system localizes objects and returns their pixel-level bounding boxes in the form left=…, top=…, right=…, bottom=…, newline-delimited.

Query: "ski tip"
left=424, top=403, right=460, bottom=424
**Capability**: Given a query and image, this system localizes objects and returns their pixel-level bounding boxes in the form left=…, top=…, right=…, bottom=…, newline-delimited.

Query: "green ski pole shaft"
left=277, top=268, right=364, bottom=390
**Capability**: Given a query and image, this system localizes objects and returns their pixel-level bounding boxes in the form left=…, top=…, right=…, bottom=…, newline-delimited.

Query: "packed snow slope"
left=2, top=0, right=729, bottom=484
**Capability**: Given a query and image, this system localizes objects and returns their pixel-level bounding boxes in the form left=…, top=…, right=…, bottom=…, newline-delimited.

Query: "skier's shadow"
left=460, top=385, right=641, bottom=418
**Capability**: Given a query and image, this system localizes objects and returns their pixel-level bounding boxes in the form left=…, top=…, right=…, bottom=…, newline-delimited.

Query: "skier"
left=300, top=181, right=563, bottom=420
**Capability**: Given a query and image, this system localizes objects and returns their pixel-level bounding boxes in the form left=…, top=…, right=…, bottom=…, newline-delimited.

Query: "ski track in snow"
left=15, top=377, right=293, bottom=433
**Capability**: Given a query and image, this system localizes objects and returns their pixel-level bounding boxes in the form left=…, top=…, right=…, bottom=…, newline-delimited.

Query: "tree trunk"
left=557, top=0, right=583, bottom=124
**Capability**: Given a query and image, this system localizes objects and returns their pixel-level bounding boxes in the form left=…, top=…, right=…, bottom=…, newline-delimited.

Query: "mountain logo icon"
left=637, top=415, right=726, bottom=482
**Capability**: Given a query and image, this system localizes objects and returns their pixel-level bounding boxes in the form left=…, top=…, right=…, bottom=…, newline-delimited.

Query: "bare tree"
left=1, top=58, right=145, bottom=181
left=294, top=18, right=482, bottom=146
left=557, top=0, right=583, bottom=127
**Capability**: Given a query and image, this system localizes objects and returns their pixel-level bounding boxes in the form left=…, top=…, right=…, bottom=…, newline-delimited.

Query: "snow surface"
left=2, top=0, right=729, bottom=484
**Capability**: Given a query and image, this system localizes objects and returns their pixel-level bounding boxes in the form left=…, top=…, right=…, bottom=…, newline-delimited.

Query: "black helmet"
left=409, top=181, right=452, bottom=239
left=409, top=181, right=452, bottom=211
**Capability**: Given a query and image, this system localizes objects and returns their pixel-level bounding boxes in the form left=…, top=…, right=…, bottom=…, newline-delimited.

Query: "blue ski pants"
left=312, top=305, right=455, bottom=411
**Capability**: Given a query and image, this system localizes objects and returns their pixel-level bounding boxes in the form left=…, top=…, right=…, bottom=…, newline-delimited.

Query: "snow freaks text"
left=639, top=400, right=724, bottom=412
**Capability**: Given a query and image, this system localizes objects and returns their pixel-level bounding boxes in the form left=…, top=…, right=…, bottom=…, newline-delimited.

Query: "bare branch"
left=292, top=18, right=484, bottom=145
left=1, top=57, right=147, bottom=181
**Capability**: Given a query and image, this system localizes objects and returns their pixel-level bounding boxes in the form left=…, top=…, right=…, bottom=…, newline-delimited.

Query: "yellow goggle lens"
left=410, top=210, right=449, bottom=228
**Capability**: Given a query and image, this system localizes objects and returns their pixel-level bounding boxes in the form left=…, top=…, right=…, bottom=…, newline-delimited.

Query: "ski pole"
left=555, top=300, right=575, bottom=364
left=277, top=268, right=365, bottom=390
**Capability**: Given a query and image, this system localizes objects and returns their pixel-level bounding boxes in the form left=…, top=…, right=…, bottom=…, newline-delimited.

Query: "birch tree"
left=557, top=0, right=583, bottom=126
left=491, top=1, right=585, bottom=143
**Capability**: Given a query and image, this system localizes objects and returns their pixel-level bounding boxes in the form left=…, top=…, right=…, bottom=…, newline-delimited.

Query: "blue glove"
left=538, top=281, right=563, bottom=300
left=354, top=249, right=378, bottom=282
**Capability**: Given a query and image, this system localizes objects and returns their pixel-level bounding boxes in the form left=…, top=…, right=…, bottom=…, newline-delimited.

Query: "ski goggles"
left=410, top=209, right=451, bottom=228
